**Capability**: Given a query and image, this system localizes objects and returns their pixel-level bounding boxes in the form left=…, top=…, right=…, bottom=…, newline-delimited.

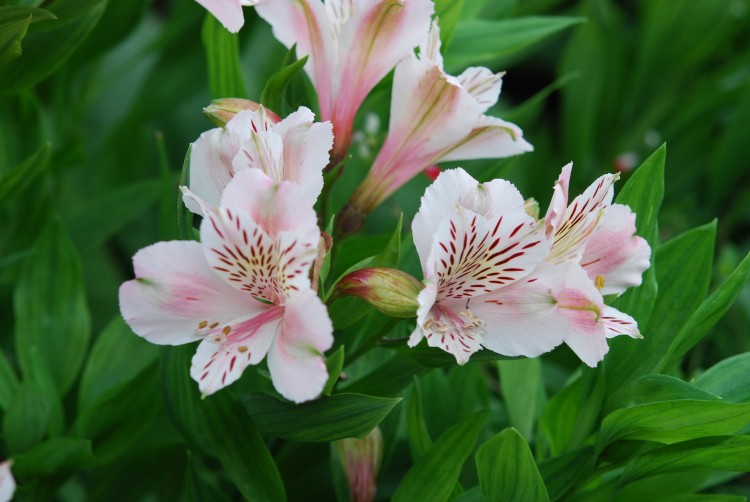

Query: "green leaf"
left=499, top=358, right=544, bottom=441
left=434, top=0, right=464, bottom=48
left=476, top=428, right=549, bottom=502
left=606, top=375, right=721, bottom=415
left=323, top=346, right=345, bottom=396
left=606, top=221, right=715, bottom=396
left=261, top=46, right=308, bottom=115
left=0, top=0, right=107, bottom=92
left=538, top=446, right=595, bottom=501
left=202, top=13, right=247, bottom=99
left=14, top=219, right=91, bottom=395
left=11, top=438, right=93, bottom=478
left=0, top=143, right=50, bottom=202
left=0, top=351, right=18, bottom=412
left=340, top=354, right=425, bottom=397
left=382, top=339, right=516, bottom=367
left=406, top=378, right=432, bottom=460
left=0, top=7, right=55, bottom=65
left=393, top=410, right=489, bottom=502
left=610, top=144, right=666, bottom=327
left=161, top=346, right=286, bottom=501
left=621, top=436, right=750, bottom=485
left=0, top=14, right=31, bottom=65
left=446, top=16, right=584, bottom=68
left=241, top=392, right=400, bottom=442
left=658, top=249, right=750, bottom=371
left=66, top=179, right=161, bottom=251
left=695, top=353, right=750, bottom=403
left=597, top=400, right=750, bottom=452
left=538, top=367, right=604, bottom=457
left=2, top=382, right=51, bottom=454
left=77, top=317, right=160, bottom=411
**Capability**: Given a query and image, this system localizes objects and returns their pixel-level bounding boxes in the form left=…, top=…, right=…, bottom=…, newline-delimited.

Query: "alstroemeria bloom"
left=341, top=21, right=532, bottom=234
left=472, top=163, right=649, bottom=366
left=544, top=163, right=651, bottom=296
left=185, top=105, right=333, bottom=213
left=254, top=0, right=434, bottom=160
left=0, top=461, right=14, bottom=502
left=195, top=0, right=257, bottom=33
left=409, top=168, right=549, bottom=364
left=120, top=170, right=333, bottom=402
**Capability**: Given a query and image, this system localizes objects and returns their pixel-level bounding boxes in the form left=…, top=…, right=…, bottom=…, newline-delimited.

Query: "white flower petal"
left=581, top=204, right=651, bottom=295
left=119, top=241, right=258, bottom=346
left=0, top=461, right=15, bottom=502
left=266, top=290, right=333, bottom=402
left=438, top=115, right=533, bottom=163
left=457, top=66, right=503, bottom=113
left=196, top=0, right=245, bottom=33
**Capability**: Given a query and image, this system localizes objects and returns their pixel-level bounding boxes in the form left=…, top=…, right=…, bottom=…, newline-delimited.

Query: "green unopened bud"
left=334, top=427, right=383, bottom=502
left=202, top=98, right=281, bottom=127
left=334, top=268, right=422, bottom=318
left=524, top=197, right=540, bottom=220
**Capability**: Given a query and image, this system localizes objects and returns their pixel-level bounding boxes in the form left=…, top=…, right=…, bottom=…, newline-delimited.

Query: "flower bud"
left=334, top=428, right=383, bottom=502
left=202, top=98, right=281, bottom=127
left=334, top=268, right=422, bottom=318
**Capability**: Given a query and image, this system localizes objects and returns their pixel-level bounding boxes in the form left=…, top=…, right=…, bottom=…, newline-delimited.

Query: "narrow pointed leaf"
left=597, top=400, right=750, bottom=452
left=621, top=436, right=750, bottom=485
left=406, top=378, right=432, bottom=460
left=0, top=143, right=50, bottom=201
left=606, top=221, right=715, bottom=396
left=161, top=346, right=286, bottom=501
left=241, top=392, right=400, bottom=442
left=499, top=358, right=544, bottom=441
left=202, top=13, right=247, bottom=99
left=11, top=438, right=93, bottom=478
left=261, top=47, right=308, bottom=114
left=78, top=317, right=159, bottom=411
left=14, top=219, right=91, bottom=395
left=606, top=375, right=720, bottom=415
left=694, top=352, right=750, bottom=402
left=0, top=351, right=18, bottom=412
left=2, top=382, right=51, bottom=454
left=323, top=346, right=345, bottom=396
left=392, top=410, right=489, bottom=502
left=446, top=16, right=584, bottom=68
left=659, top=250, right=750, bottom=371
left=610, top=144, right=665, bottom=327
left=476, top=428, right=549, bottom=502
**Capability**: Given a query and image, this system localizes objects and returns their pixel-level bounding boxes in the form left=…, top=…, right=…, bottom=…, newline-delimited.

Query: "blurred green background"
left=2, top=0, right=750, bottom=499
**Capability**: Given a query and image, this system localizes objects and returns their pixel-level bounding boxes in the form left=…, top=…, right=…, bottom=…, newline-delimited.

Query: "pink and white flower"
left=408, top=168, right=550, bottom=364
left=409, top=167, right=647, bottom=367
left=0, top=461, right=14, bottom=502
left=120, top=169, right=333, bottom=402
left=254, top=0, right=434, bottom=160
left=185, top=105, right=333, bottom=213
left=544, top=163, right=651, bottom=296
left=343, top=21, right=532, bottom=229
left=195, top=0, right=257, bottom=33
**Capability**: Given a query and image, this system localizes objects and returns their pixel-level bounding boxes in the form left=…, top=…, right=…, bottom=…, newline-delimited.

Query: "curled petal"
left=544, top=162, right=572, bottom=236
left=0, top=461, right=14, bottom=502
left=548, top=172, right=618, bottom=264
left=267, top=290, right=333, bottom=402
left=189, top=127, right=239, bottom=212
left=439, top=115, right=533, bottom=163
left=457, top=66, right=503, bottom=113
left=581, top=204, right=651, bottom=295
left=602, top=306, right=641, bottom=339
left=119, top=241, right=258, bottom=346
